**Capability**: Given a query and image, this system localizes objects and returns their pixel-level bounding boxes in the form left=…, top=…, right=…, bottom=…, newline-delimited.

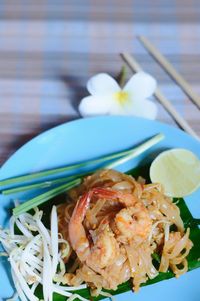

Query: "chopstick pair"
left=121, top=36, right=199, bottom=140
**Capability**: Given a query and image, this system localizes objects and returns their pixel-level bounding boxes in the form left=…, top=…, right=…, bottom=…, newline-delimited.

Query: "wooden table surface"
left=0, top=0, right=199, bottom=165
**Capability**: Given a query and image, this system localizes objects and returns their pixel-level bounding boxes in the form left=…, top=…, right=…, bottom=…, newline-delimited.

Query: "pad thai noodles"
left=57, top=169, right=193, bottom=294
left=0, top=169, right=193, bottom=300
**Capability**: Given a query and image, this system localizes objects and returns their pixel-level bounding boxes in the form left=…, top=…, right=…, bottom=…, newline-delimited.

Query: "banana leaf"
left=35, top=165, right=200, bottom=301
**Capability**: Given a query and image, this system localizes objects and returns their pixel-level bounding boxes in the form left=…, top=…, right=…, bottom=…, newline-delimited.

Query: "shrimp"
left=92, top=187, right=138, bottom=207
left=68, top=187, right=138, bottom=267
left=115, top=202, right=152, bottom=243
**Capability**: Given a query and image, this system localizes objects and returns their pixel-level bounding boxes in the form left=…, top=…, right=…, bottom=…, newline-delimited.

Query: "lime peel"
left=150, top=148, right=200, bottom=197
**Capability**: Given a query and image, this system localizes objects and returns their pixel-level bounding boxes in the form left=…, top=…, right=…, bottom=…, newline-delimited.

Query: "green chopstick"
left=2, top=133, right=165, bottom=195
left=13, top=178, right=81, bottom=216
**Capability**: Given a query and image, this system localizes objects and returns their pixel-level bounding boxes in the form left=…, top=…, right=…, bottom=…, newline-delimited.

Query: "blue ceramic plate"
left=0, top=116, right=200, bottom=301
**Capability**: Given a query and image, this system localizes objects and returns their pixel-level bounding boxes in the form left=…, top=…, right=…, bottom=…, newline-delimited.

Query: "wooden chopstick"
left=120, top=52, right=199, bottom=140
left=138, top=35, right=200, bottom=110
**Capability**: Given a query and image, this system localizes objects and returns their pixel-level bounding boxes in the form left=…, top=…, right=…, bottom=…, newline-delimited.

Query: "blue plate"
left=0, top=116, right=200, bottom=301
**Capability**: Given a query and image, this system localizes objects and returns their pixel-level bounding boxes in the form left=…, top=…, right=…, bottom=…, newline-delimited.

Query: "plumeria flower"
left=79, top=72, right=158, bottom=119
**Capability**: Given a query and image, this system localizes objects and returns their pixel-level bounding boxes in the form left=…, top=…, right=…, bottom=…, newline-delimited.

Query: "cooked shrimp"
left=92, top=187, right=138, bottom=207
left=115, top=202, right=152, bottom=243
left=68, top=189, right=119, bottom=268
left=88, top=225, right=118, bottom=269
left=68, top=187, right=138, bottom=265
left=68, top=190, right=92, bottom=262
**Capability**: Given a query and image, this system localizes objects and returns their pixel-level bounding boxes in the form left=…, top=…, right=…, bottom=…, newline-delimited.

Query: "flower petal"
left=131, top=99, right=158, bottom=119
left=87, top=73, right=120, bottom=96
left=110, top=98, right=158, bottom=119
left=135, top=99, right=158, bottom=119
left=78, top=95, right=112, bottom=117
left=123, top=72, right=157, bottom=99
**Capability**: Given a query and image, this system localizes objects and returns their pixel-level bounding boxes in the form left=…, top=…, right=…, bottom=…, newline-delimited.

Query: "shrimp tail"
left=93, top=187, right=137, bottom=207
left=69, top=191, right=92, bottom=258
left=73, top=191, right=92, bottom=222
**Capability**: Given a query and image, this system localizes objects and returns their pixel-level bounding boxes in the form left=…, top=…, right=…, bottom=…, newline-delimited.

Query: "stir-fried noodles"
left=57, top=170, right=193, bottom=294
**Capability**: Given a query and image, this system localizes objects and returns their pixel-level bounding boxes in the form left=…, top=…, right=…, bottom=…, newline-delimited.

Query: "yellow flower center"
left=114, top=91, right=129, bottom=106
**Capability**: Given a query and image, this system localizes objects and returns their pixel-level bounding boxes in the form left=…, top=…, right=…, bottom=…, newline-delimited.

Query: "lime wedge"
left=150, top=148, right=200, bottom=197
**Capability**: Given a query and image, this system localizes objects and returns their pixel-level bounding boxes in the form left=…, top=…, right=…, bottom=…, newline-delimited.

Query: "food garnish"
left=150, top=148, right=200, bottom=197
left=1, top=133, right=164, bottom=215
left=0, top=206, right=88, bottom=301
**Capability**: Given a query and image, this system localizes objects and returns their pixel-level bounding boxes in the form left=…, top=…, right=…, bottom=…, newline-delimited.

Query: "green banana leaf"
left=35, top=165, right=200, bottom=301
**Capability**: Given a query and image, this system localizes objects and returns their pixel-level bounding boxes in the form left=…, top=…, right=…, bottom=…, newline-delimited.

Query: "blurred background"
left=0, top=0, right=199, bottom=164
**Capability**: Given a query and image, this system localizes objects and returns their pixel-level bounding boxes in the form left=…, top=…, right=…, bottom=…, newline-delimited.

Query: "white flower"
left=79, top=72, right=158, bottom=119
